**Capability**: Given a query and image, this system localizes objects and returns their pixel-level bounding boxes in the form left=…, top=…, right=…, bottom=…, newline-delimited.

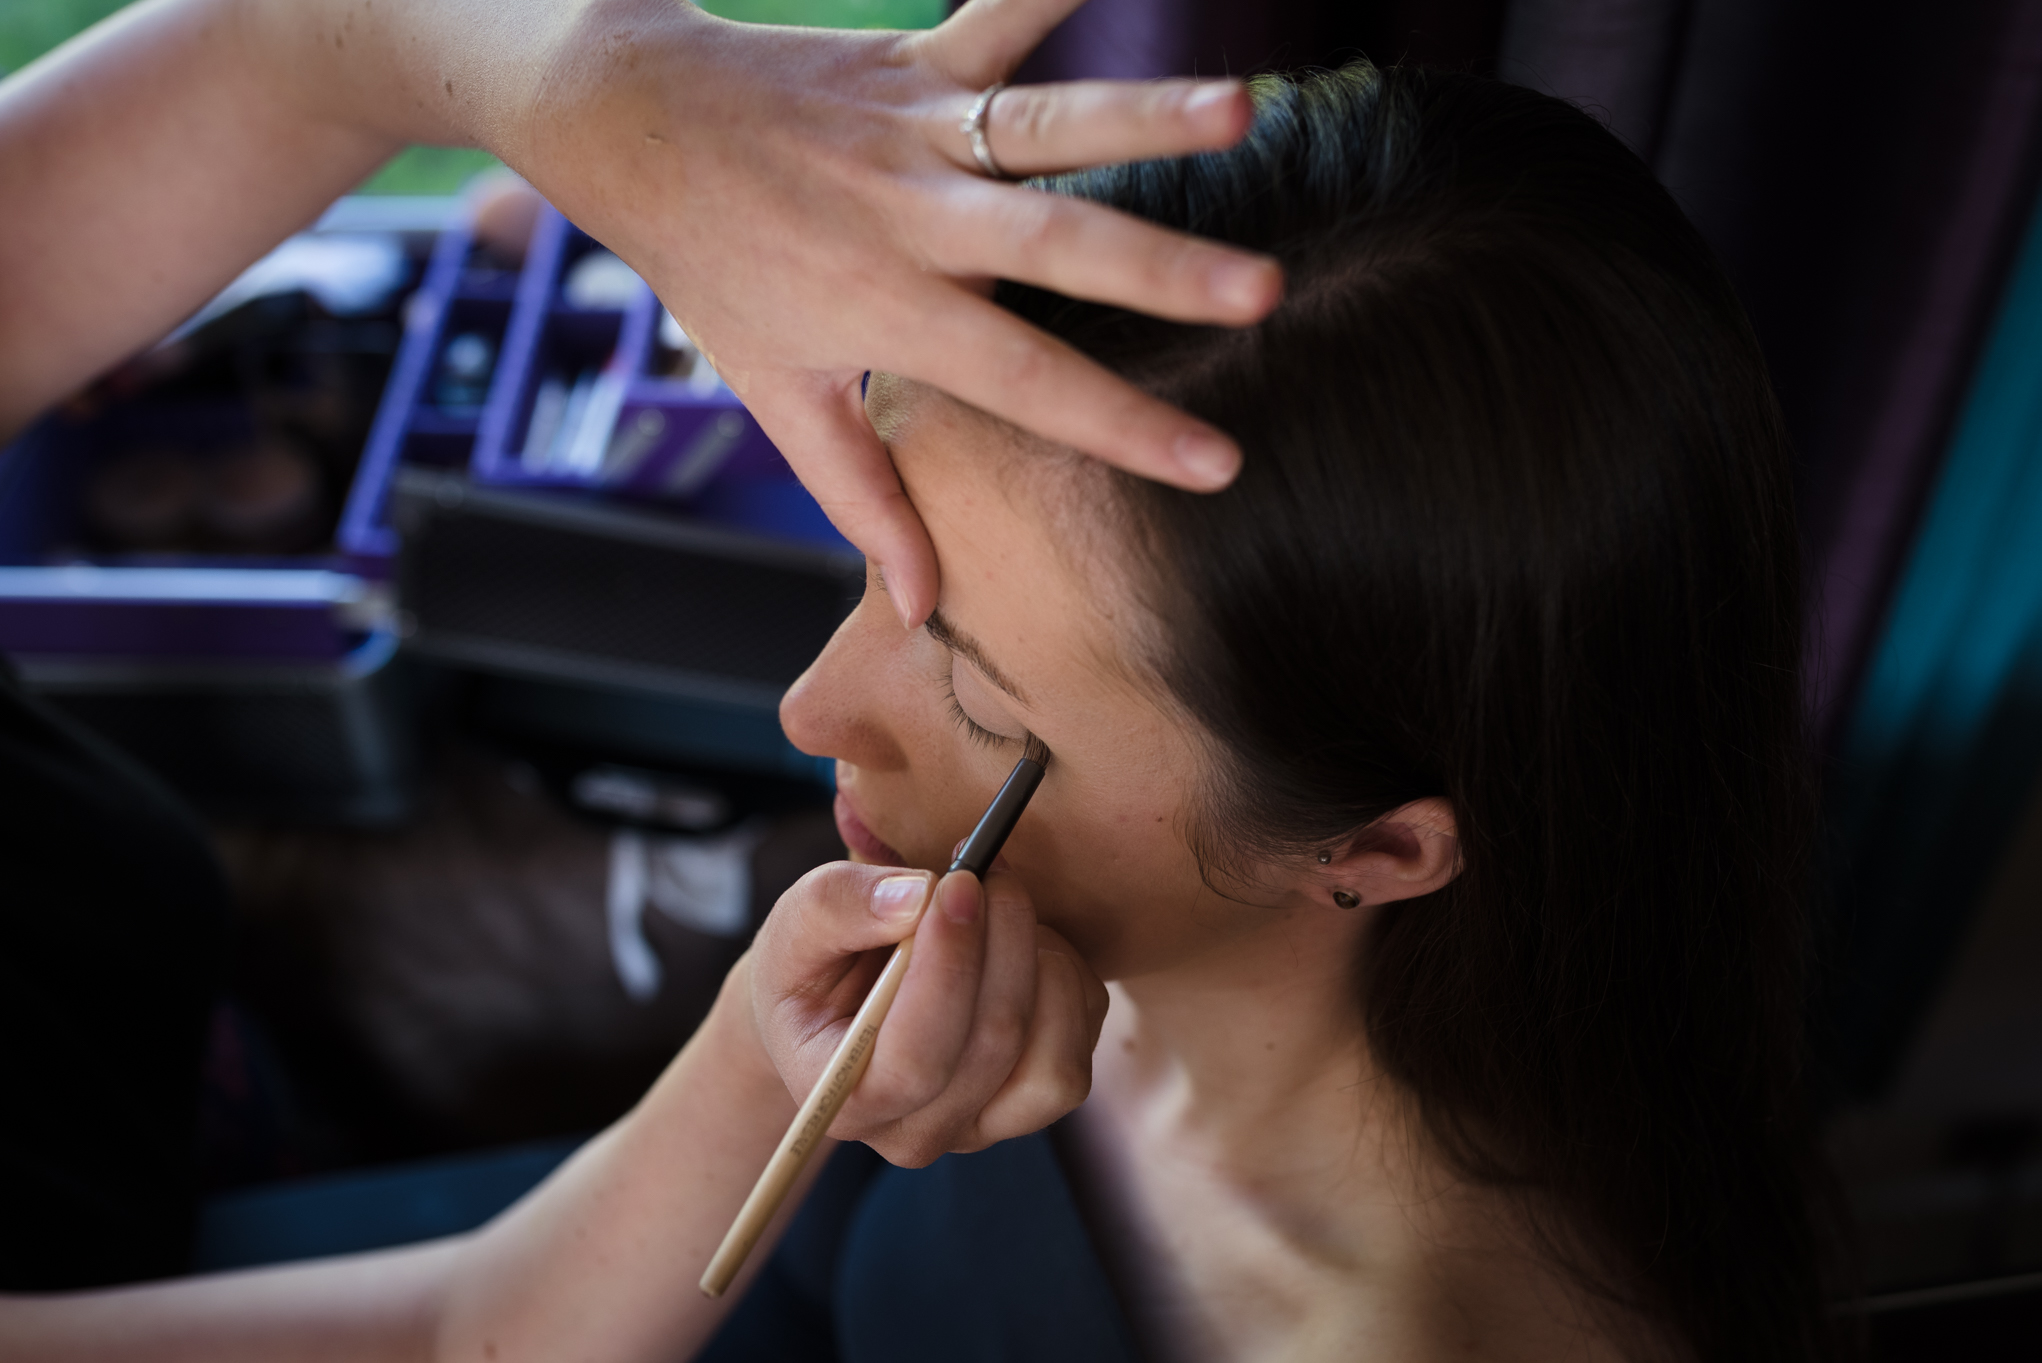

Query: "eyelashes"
left=941, top=661, right=1009, bottom=751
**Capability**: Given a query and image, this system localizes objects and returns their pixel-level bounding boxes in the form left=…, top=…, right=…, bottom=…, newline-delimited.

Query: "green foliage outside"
left=352, top=147, right=506, bottom=197
left=1, top=0, right=946, bottom=194
left=700, top=0, right=945, bottom=26
left=0, top=0, right=131, bottom=75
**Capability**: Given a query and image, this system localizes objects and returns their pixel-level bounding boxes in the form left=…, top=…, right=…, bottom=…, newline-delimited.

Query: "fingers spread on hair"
left=971, top=79, right=1254, bottom=176
left=889, top=288, right=1243, bottom=490
left=928, top=182, right=1280, bottom=325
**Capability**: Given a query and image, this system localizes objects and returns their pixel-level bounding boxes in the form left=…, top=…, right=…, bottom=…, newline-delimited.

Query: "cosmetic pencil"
left=699, top=736, right=1050, bottom=1297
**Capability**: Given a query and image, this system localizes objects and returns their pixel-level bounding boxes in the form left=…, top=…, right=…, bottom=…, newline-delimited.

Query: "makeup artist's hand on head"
left=747, top=860, right=1108, bottom=1164
left=510, top=0, right=1279, bottom=630
left=2, top=0, right=1271, bottom=515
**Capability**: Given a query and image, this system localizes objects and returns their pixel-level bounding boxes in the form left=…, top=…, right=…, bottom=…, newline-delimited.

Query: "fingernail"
left=1211, top=258, right=1274, bottom=314
left=882, top=570, right=915, bottom=631
left=872, top=873, right=931, bottom=925
left=1173, top=430, right=1241, bottom=488
left=1184, top=82, right=1238, bottom=116
left=938, top=872, right=982, bottom=926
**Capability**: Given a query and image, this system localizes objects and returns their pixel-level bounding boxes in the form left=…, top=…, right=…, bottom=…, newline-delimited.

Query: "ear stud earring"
left=1333, top=889, right=1361, bottom=910
left=1317, top=851, right=1333, bottom=864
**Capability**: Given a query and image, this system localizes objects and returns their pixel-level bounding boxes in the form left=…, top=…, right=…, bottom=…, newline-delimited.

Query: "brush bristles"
left=1022, top=734, right=1051, bottom=769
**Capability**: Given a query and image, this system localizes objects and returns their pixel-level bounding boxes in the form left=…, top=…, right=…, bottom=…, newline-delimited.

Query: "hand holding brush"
left=702, top=738, right=1053, bottom=1296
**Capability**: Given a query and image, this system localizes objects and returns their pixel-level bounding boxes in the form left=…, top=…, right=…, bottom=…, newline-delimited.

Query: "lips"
left=834, top=791, right=906, bottom=866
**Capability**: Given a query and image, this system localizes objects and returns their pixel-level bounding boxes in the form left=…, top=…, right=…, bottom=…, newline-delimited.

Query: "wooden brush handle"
left=699, top=936, right=916, bottom=1298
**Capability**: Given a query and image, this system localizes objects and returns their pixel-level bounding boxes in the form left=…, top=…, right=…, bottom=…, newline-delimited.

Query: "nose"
left=779, top=586, right=911, bottom=774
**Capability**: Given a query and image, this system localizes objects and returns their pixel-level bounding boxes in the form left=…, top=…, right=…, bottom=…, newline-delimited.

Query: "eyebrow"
left=925, top=608, right=1031, bottom=707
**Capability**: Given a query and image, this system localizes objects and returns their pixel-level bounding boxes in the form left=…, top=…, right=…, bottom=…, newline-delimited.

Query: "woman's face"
left=779, top=379, right=1254, bottom=982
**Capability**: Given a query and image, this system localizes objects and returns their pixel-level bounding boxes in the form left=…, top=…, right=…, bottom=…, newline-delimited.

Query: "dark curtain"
left=1499, top=0, right=2042, bottom=1096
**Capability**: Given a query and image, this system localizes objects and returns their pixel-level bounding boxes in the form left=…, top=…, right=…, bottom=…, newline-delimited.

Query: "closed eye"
left=942, top=659, right=1009, bottom=751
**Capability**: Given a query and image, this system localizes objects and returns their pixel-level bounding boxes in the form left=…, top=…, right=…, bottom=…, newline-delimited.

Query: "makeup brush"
left=699, top=736, right=1049, bottom=1297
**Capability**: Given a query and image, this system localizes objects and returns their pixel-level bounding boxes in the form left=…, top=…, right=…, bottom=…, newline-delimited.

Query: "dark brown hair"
left=1000, top=63, right=1831, bottom=1360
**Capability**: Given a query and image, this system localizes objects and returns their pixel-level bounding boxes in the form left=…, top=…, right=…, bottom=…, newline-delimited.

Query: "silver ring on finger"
left=961, top=82, right=1009, bottom=179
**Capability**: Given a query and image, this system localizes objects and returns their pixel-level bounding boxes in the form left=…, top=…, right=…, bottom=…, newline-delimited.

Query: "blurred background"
left=3, top=0, right=2040, bottom=1354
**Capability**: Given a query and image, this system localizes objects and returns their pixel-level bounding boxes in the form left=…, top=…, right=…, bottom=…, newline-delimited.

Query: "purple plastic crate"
left=0, top=194, right=856, bottom=672
left=0, top=392, right=384, bottom=664
left=336, top=216, right=513, bottom=573
left=461, top=207, right=850, bottom=552
left=0, top=566, right=376, bottom=663
left=0, top=202, right=461, bottom=666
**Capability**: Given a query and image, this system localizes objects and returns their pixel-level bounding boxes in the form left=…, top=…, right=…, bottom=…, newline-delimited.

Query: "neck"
left=1073, top=895, right=1446, bottom=1355
left=1075, top=898, right=1636, bottom=1363
left=1094, top=898, right=1392, bottom=1167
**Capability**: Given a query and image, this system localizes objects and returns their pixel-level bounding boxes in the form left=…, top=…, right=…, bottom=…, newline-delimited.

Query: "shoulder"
left=1383, top=1183, right=1687, bottom=1363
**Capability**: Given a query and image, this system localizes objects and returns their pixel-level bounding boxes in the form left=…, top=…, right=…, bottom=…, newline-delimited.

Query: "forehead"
left=868, top=378, right=1154, bottom=700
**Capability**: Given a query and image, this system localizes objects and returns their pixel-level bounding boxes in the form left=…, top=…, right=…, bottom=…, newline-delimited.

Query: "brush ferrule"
left=947, top=756, right=1045, bottom=878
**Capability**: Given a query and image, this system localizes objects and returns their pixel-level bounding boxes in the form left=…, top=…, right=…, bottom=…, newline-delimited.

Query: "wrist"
left=695, top=951, right=794, bottom=1110
left=503, top=0, right=719, bottom=196
left=229, top=0, right=618, bottom=156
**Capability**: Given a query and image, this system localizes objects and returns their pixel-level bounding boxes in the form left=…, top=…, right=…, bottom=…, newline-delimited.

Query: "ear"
left=1310, top=797, right=1460, bottom=910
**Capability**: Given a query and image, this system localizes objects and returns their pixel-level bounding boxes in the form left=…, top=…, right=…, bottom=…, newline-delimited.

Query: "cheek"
left=1003, top=754, right=1211, bottom=973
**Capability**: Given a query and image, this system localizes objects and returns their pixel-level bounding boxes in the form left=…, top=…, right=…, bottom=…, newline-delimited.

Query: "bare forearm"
left=0, top=1241, right=455, bottom=1363
left=233, top=0, right=627, bottom=159
left=433, top=963, right=806, bottom=1361
left=0, top=0, right=367, bottom=430
left=0, top=0, right=678, bottom=434
left=0, top=964, right=807, bottom=1362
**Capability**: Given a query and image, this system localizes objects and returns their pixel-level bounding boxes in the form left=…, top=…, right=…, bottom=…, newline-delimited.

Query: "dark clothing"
left=701, top=1130, right=1141, bottom=1362
left=0, top=661, right=228, bottom=1288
